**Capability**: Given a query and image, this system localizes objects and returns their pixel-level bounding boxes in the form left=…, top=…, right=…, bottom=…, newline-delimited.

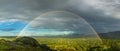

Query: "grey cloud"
left=0, top=0, right=120, bottom=33
left=25, top=11, right=95, bottom=34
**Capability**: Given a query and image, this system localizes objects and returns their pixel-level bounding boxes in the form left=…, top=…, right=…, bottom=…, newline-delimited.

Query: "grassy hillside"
left=35, top=37, right=120, bottom=51
left=0, top=37, right=119, bottom=51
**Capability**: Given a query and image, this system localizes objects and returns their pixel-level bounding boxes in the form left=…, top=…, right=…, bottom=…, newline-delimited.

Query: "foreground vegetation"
left=0, top=37, right=120, bottom=51
left=0, top=37, right=53, bottom=51
left=35, top=38, right=120, bottom=51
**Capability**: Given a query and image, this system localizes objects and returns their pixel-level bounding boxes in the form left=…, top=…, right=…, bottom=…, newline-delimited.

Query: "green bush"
left=14, top=37, right=39, bottom=47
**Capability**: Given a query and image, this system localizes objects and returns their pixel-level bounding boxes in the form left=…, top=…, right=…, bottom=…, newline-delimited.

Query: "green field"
left=35, top=38, right=120, bottom=51
left=0, top=37, right=120, bottom=51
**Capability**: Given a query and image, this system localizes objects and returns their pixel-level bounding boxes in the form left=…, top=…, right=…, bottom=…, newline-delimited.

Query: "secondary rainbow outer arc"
left=17, top=11, right=102, bottom=42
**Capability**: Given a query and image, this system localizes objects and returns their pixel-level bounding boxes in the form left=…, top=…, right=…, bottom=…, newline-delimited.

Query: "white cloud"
left=0, top=19, right=22, bottom=25
left=0, top=19, right=20, bottom=22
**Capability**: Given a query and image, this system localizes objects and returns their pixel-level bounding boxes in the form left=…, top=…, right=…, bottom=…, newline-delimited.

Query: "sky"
left=0, top=0, right=120, bottom=36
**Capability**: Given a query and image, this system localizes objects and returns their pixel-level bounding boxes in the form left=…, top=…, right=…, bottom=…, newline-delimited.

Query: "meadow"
left=0, top=37, right=120, bottom=51
left=35, top=37, right=120, bottom=51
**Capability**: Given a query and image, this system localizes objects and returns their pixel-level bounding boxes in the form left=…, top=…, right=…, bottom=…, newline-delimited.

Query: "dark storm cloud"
left=64, top=0, right=120, bottom=33
left=67, top=8, right=120, bottom=33
left=0, top=0, right=120, bottom=33
left=0, top=0, right=70, bottom=21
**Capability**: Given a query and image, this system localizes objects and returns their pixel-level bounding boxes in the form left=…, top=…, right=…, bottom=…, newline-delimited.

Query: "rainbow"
left=17, top=10, right=102, bottom=43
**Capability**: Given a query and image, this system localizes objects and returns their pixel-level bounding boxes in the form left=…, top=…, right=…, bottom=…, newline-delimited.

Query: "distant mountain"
left=99, top=31, right=120, bottom=39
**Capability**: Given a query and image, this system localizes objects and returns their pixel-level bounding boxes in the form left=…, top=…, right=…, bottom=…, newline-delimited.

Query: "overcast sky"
left=0, top=0, right=120, bottom=36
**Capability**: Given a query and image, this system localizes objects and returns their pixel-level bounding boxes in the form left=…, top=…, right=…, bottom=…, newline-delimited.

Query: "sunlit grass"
left=0, top=37, right=120, bottom=51
left=35, top=37, right=120, bottom=51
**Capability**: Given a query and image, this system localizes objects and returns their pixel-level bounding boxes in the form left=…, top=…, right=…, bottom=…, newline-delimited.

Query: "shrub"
left=14, top=37, right=39, bottom=47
